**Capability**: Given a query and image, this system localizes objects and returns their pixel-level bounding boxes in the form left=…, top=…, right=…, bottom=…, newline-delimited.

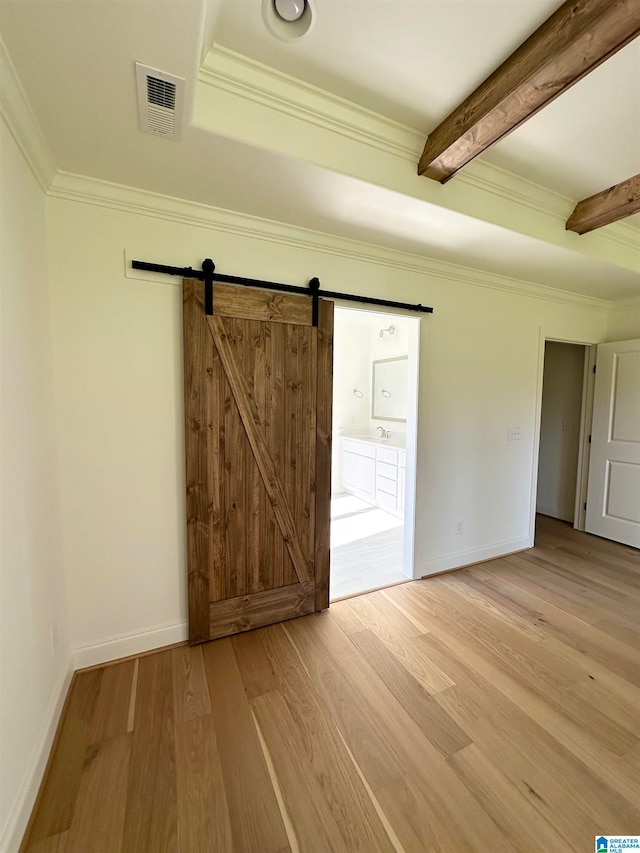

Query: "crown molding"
left=0, top=36, right=56, bottom=192
left=49, top=170, right=612, bottom=312
left=200, top=45, right=638, bottom=255
left=610, top=294, right=640, bottom=308
left=199, top=45, right=421, bottom=164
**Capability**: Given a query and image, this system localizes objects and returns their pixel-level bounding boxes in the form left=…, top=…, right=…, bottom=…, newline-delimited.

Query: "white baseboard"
left=0, top=659, right=74, bottom=853
left=419, top=536, right=532, bottom=577
left=73, top=619, right=189, bottom=670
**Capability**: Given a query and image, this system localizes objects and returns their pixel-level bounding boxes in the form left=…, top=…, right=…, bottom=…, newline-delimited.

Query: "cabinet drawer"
left=377, top=446, right=398, bottom=465
left=377, top=460, right=398, bottom=481
left=376, top=474, right=397, bottom=497
left=342, top=438, right=376, bottom=459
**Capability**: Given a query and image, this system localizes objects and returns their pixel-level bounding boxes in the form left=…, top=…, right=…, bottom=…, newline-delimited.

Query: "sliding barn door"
left=183, top=279, right=333, bottom=643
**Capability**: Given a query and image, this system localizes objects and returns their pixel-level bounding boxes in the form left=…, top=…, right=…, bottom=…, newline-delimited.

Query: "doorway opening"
left=329, top=307, right=420, bottom=600
left=534, top=339, right=595, bottom=542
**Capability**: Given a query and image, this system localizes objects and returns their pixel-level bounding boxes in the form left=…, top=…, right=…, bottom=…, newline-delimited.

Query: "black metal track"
left=131, top=259, right=434, bottom=317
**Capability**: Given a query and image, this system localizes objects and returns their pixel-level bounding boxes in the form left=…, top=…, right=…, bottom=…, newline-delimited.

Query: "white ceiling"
left=1, top=0, right=638, bottom=301
left=215, top=0, right=640, bottom=202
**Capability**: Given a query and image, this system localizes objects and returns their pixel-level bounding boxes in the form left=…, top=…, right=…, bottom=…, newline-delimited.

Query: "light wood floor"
left=22, top=516, right=639, bottom=852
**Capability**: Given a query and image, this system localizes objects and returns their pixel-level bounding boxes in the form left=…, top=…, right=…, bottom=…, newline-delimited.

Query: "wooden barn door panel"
left=183, top=279, right=333, bottom=643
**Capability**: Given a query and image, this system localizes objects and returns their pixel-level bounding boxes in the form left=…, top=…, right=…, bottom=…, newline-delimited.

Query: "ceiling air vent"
left=135, top=63, right=185, bottom=141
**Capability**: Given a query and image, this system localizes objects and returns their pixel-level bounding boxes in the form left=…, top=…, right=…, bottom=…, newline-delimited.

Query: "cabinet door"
left=342, top=451, right=376, bottom=500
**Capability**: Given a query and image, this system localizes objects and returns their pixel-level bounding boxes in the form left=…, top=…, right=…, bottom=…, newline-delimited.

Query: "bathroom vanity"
left=340, top=436, right=406, bottom=517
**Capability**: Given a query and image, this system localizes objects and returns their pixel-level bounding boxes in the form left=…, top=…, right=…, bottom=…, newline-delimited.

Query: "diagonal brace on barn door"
left=207, top=314, right=314, bottom=584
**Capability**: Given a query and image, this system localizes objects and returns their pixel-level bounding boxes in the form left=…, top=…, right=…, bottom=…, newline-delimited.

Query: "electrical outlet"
left=455, top=519, right=464, bottom=535
left=508, top=426, right=521, bottom=441
left=51, top=623, right=58, bottom=654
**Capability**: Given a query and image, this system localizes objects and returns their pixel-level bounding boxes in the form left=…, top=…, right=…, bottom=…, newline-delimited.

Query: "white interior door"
left=585, top=339, right=640, bottom=548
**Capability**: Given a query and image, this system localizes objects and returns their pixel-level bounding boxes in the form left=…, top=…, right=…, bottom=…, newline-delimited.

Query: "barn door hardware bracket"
left=202, top=258, right=215, bottom=315
left=309, top=276, right=320, bottom=327
left=131, top=258, right=434, bottom=317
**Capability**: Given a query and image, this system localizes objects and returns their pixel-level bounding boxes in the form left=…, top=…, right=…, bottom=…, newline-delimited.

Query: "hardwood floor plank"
left=349, top=590, right=426, bottom=641
left=328, top=598, right=368, bottom=635
left=284, top=615, right=406, bottom=792
left=373, top=775, right=442, bottom=852
left=461, top=567, right=640, bottom=687
left=126, top=659, right=139, bottom=732
left=568, top=676, right=640, bottom=736
left=417, top=630, right=640, bottom=845
left=171, top=646, right=211, bottom=723
left=438, top=575, right=639, bottom=744
left=412, top=577, right=579, bottom=689
left=526, top=554, right=639, bottom=621
left=536, top=517, right=640, bottom=569
left=258, top=624, right=395, bottom=852
left=251, top=690, right=350, bottom=853
left=348, top=628, right=471, bottom=757
left=534, top=543, right=640, bottom=598
left=175, top=715, right=233, bottom=853
left=202, top=637, right=289, bottom=853
left=450, top=743, right=571, bottom=851
left=232, top=629, right=279, bottom=699
left=26, top=833, right=69, bottom=853
left=121, top=651, right=177, bottom=853
left=65, top=733, right=131, bottom=853
left=502, top=555, right=639, bottom=643
left=88, top=660, right=136, bottom=745
left=391, top=583, right=640, bottom=799
left=345, top=593, right=453, bottom=694
left=398, top=578, right=639, bottom=756
left=285, top=614, right=512, bottom=852
left=28, top=669, right=103, bottom=843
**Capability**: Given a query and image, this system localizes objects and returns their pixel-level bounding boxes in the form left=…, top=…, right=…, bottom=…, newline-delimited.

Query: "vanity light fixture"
left=262, top=0, right=316, bottom=40
left=353, top=388, right=364, bottom=398
left=379, top=324, right=396, bottom=338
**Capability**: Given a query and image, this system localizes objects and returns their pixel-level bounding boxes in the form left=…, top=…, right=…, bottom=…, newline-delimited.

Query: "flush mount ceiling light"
left=262, top=0, right=316, bottom=40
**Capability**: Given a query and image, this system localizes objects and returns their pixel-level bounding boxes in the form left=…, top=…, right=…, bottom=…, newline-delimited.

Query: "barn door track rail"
left=131, top=258, right=434, bottom=325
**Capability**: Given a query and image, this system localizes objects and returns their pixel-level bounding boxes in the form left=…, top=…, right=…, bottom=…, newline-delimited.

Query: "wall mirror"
left=372, top=356, right=408, bottom=422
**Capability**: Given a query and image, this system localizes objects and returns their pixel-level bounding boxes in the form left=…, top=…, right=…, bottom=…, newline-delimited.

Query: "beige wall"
left=536, top=342, right=585, bottom=522
left=0, top=120, right=71, bottom=850
left=45, top=194, right=609, bottom=664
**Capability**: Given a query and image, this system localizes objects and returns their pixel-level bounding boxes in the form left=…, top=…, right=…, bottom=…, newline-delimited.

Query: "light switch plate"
left=508, top=426, right=522, bottom=441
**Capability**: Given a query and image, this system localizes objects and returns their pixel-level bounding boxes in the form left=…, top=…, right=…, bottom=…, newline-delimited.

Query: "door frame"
left=529, top=330, right=597, bottom=543
left=329, top=303, right=421, bottom=583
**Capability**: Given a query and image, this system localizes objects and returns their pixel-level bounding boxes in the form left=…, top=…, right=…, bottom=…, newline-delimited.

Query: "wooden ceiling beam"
left=418, top=0, right=640, bottom=183
left=566, top=174, right=640, bottom=234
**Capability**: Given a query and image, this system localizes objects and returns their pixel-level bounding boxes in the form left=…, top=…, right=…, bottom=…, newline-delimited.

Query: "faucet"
left=376, top=426, right=391, bottom=440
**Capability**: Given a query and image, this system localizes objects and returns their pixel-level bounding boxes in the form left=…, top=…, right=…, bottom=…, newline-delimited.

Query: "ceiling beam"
left=418, top=0, right=640, bottom=183
left=566, top=174, right=640, bottom=234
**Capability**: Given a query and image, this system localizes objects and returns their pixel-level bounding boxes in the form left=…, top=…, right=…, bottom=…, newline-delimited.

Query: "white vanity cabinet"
left=341, top=438, right=405, bottom=516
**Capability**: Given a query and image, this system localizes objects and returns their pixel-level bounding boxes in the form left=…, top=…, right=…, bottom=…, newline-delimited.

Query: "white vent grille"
left=136, top=63, right=185, bottom=141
